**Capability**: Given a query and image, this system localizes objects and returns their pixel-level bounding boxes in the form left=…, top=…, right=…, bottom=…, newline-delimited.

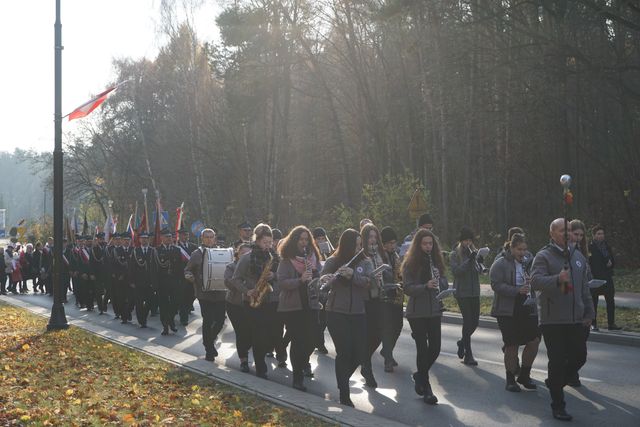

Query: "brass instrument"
left=249, top=257, right=273, bottom=308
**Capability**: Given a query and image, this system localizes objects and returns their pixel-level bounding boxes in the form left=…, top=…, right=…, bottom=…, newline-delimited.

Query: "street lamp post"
left=48, top=0, right=68, bottom=330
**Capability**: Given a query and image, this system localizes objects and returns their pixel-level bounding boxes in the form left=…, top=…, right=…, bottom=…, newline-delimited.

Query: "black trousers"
left=281, top=309, right=315, bottom=374
left=94, top=277, right=108, bottom=313
left=457, top=297, right=480, bottom=351
left=541, top=324, right=588, bottom=409
left=362, top=299, right=383, bottom=377
left=381, top=302, right=404, bottom=361
left=266, top=302, right=288, bottom=361
left=134, top=285, right=153, bottom=326
left=115, top=279, right=134, bottom=321
left=246, top=303, right=273, bottom=375
left=591, top=284, right=615, bottom=328
left=408, top=316, right=442, bottom=379
left=199, top=299, right=226, bottom=353
left=179, top=280, right=196, bottom=324
left=327, top=311, right=368, bottom=392
left=226, top=302, right=252, bottom=360
left=158, top=279, right=180, bottom=328
left=0, top=274, right=7, bottom=293
left=314, top=306, right=327, bottom=348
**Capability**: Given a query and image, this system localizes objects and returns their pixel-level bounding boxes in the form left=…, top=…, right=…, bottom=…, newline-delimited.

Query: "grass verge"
left=0, top=301, right=332, bottom=426
left=441, top=296, right=640, bottom=332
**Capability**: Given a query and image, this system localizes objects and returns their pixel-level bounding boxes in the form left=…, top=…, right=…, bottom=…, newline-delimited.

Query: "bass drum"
left=201, top=247, right=234, bottom=292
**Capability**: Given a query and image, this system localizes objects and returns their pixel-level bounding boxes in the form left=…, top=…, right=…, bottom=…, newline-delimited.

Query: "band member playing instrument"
left=588, top=224, right=621, bottom=331
left=230, top=223, right=277, bottom=379
left=531, top=218, right=594, bottom=421
left=276, top=226, right=322, bottom=391
left=225, top=243, right=252, bottom=372
left=490, top=233, right=540, bottom=392
left=361, top=223, right=390, bottom=386
left=185, top=228, right=227, bottom=361
left=402, top=229, right=448, bottom=405
left=320, top=229, right=374, bottom=407
left=380, top=226, right=404, bottom=372
left=451, top=226, right=482, bottom=366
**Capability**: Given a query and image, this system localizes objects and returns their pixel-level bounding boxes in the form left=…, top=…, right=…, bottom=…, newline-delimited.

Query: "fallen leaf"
left=65, top=389, right=74, bottom=396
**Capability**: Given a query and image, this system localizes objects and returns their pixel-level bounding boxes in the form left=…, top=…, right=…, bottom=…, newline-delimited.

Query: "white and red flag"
left=175, top=202, right=184, bottom=241
left=66, top=80, right=129, bottom=121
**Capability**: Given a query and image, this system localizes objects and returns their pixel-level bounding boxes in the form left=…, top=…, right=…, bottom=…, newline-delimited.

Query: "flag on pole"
left=66, top=80, right=129, bottom=121
left=104, top=211, right=115, bottom=241
left=126, top=214, right=135, bottom=241
left=153, top=193, right=162, bottom=247
left=175, top=202, right=184, bottom=241
left=82, top=211, right=89, bottom=235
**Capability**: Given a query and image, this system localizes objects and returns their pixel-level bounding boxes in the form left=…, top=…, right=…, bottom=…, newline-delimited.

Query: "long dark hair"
left=278, top=225, right=320, bottom=261
left=401, top=229, right=445, bottom=275
left=360, top=223, right=387, bottom=263
left=570, top=219, right=589, bottom=256
left=328, top=228, right=364, bottom=272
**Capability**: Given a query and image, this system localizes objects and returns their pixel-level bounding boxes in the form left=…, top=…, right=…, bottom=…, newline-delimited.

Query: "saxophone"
left=249, top=257, right=273, bottom=308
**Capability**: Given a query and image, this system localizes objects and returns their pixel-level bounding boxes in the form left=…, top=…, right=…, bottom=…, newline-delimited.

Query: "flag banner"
left=151, top=211, right=170, bottom=230
left=178, top=245, right=190, bottom=262
left=66, top=80, right=129, bottom=121
left=191, top=220, right=204, bottom=238
left=175, top=202, right=184, bottom=240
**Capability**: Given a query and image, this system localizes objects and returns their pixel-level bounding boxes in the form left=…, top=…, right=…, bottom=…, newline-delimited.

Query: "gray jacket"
left=489, top=253, right=535, bottom=317
left=184, top=248, right=227, bottom=302
left=276, top=257, right=322, bottom=312
left=224, top=261, right=243, bottom=306
left=229, top=252, right=257, bottom=303
left=321, top=255, right=373, bottom=315
left=402, top=263, right=447, bottom=318
left=450, top=247, right=481, bottom=298
left=531, top=242, right=595, bottom=325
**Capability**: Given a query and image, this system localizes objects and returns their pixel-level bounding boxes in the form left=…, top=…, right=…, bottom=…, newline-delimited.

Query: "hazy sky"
left=0, top=0, right=219, bottom=154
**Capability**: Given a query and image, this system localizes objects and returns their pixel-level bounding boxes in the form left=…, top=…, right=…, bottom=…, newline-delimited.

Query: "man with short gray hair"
left=531, top=218, right=595, bottom=421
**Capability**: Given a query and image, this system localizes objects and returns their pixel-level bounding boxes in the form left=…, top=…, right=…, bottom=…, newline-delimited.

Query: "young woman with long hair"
left=320, top=228, right=374, bottom=407
left=402, top=229, right=448, bottom=404
left=276, top=225, right=322, bottom=391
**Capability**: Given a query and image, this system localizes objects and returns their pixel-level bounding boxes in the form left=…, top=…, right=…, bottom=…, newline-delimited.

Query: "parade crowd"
left=1, top=213, right=622, bottom=422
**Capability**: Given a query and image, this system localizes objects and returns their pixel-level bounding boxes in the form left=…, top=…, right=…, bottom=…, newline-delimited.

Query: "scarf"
left=290, top=253, right=318, bottom=276
left=250, top=245, right=273, bottom=277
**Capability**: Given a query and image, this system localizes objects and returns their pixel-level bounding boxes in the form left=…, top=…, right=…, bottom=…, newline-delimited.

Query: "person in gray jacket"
left=276, top=226, right=322, bottom=392
left=320, top=228, right=374, bottom=407
left=224, top=243, right=252, bottom=372
left=184, top=228, right=227, bottom=362
left=490, top=233, right=539, bottom=393
left=531, top=218, right=595, bottom=422
left=402, top=229, right=449, bottom=405
left=450, top=226, right=482, bottom=366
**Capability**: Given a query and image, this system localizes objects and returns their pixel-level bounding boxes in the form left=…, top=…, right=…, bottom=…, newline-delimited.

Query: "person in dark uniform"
left=176, top=227, right=198, bottom=326
left=76, top=236, right=94, bottom=310
left=184, top=228, right=227, bottom=361
left=531, top=218, right=595, bottom=421
left=155, top=228, right=181, bottom=336
left=113, top=233, right=134, bottom=324
left=106, top=233, right=121, bottom=319
left=588, top=225, right=621, bottom=331
left=234, top=221, right=253, bottom=249
left=130, top=232, right=155, bottom=328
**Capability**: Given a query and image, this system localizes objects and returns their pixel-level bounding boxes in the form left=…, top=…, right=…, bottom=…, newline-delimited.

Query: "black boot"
left=517, top=366, right=537, bottom=390
left=412, top=372, right=426, bottom=396
left=339, top=389, right=354, bottom=407
left=240, top=360, right=250, bottom=373
left=456, top=340, right=465, bottom=359
left=423, top=379, right=438, bottom=405
left=505, top=371, right=521, bottom=392
left=552, top=404, right=573, bottom=421
left=292, top=371, right=307, bottom=392
left=463, top=346, right=478, bottom=366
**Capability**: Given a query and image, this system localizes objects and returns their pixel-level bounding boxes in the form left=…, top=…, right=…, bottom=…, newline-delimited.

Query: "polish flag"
left=66, top=80, right=129, bottom=121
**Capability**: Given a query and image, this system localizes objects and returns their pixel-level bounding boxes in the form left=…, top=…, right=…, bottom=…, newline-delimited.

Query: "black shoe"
left=608, top=324, right=622, bottom=331
left=413, top=372, right=426, bottom=396
left=317, top=346, right=328, bottom=354
left=240, top=361, right=250, bottom=373
left=506, top=371, right=521, bottom=392
left=339, top=390, right=354, bottom=407
left=292, top=373, right=307, bottom=392
left=423, top=381, right=438, bottom=405
left=364, top=375, right=377, bottom=389
left=205, top=352, right=216, bottom=362
left=303, top=365, right=314, bottom=378
left=457, top=340, right=465, bottom=359
left=256, top=371, right=268, bottom=380
left=384, top=360, right=394, bottom=373
left=552, top=407, right=573, bottom=421
left=161, top=326, right=169, bottom=336
left=463, top=355, right=478, bottom=366
left=517, top=367, right=537, bottom=390
left=169, top=321, right=178, bottom=332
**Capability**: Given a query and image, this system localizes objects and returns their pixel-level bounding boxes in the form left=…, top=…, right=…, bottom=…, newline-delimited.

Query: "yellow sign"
left=408, top=187, right=428, bottom=220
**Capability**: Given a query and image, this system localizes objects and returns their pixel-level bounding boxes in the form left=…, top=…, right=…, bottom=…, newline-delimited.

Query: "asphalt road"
left=7, top=293, right=640, bottom=426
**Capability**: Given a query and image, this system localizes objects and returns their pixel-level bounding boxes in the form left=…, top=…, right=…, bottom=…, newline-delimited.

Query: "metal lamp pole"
left=48, top=0, right=69, bottom=330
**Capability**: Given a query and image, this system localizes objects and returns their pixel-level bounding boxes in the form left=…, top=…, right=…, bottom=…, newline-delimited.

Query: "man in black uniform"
left=106, top=234, right=121, bottom=319
left=111, top=233, right=133, bottom=323
left=234, top=221, right=253, bottom=249
left=130, top=232, right=155, bottom=328
left=91, top=232, right=109, bottom=314
left=176, top=227, right=198, bottom=326
left=76, top=235, right=94, bottom=310
left=155, top=228, right=181, bottom=335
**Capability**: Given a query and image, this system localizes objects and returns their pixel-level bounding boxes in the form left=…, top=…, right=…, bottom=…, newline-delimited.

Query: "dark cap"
left=459, top=226, right=475, bottom=242
left=312, top=227, right=327, bottom=239
left=139, top=231, right=150, bottom=238
left=238, top=221, right=252, bottom=230
left=380, top=226, right=397, bottom=244
left=418, top=213, right=434, bottom=227
left=161, top=228, right=173, bottom=236
left=272, top=228, right=283, bottom=240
